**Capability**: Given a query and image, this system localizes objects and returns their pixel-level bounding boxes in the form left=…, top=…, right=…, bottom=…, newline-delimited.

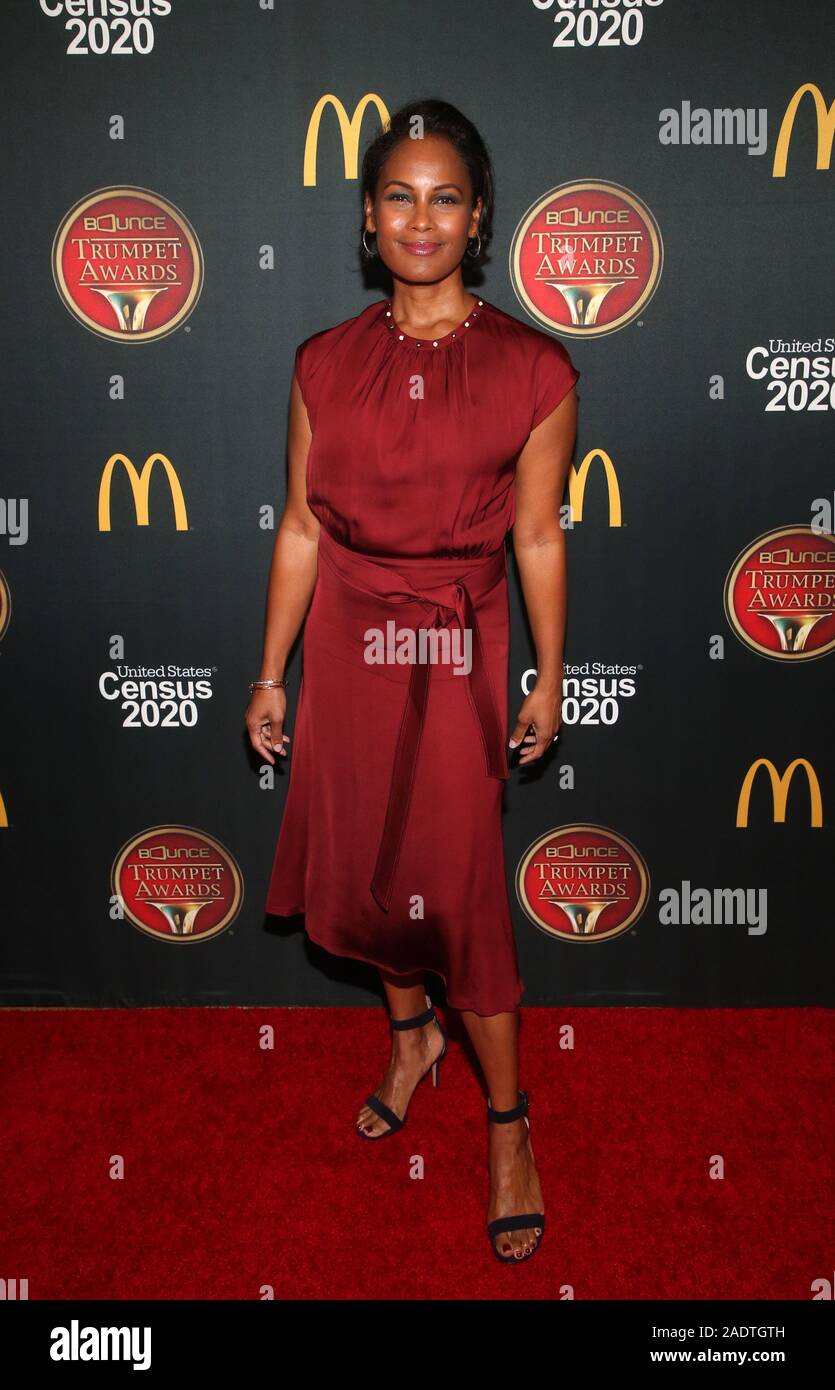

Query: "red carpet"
left=1, top=1006, right=831, bottom=1300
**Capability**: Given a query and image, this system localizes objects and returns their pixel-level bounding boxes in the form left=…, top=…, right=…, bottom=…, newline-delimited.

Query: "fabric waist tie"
left=316, top=527, right=509, bottom=912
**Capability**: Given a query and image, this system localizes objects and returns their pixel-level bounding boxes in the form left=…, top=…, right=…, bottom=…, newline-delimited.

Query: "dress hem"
left=265, top=899, right=524, bottom=1018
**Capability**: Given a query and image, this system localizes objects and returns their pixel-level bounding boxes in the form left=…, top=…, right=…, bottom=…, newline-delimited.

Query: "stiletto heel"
left=486, top=1089, right=545, bottom=1263
left=356, top=992, right=448, bottom=1139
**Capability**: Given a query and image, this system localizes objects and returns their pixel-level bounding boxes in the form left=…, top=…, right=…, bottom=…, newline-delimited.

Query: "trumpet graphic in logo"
left=736, top=758, right=823, bottom=828
left=112, top=825, right=244, bottom=942
left=509, top=179, right=663, bottom=338
left=303, top=93, right=390, bottom=185
left=724, top=525, right=835, bottom=661
left=772, top=82, right=834, bottom=177
left=98, top=452, right=189, bottom=531
left=52, top=186, right=204, bottom=341
left=516, top=824, right=650, bottom=942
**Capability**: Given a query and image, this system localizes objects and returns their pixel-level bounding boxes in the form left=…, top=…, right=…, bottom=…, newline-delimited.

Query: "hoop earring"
left=362, top=229, right=377, bottom=258
left=465, top=233, right=482, bottom=259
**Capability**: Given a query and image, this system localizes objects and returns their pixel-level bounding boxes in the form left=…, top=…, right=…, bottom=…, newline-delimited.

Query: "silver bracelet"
left=249, top=678, right=288, bottom=692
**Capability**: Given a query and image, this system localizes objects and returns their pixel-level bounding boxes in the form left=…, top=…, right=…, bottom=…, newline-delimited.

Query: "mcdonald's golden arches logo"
left=736, top=758, right=823, bottom=827
left=98, top=453, right=189, bottom=531
left=772, top=83, right=834, bottom=177
left=568, top=449, right=622, bottom=526
left=304, top=94, right=390, bottom=185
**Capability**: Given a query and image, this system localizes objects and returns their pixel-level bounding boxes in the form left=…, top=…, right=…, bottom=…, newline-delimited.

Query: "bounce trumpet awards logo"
left=0, top=569, right=11, bottom=640
left=516, top=824, right=650, bottom=943
left=51, top=186, right=204, bottom=342
left=724, top=525, right=835, bottom=661
left=509, top=179, right=663, bottom=339
left=112, top=826, right=243, bottom=942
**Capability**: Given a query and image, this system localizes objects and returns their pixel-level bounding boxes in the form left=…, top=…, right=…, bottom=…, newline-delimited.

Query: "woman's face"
left=365, top=133, right=482, bottom=286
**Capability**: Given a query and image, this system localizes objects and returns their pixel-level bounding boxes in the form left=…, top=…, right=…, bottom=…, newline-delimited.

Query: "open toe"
left=486, top=1090, right=545, bottom=1264
left=355, top=997, right=448, bottom=1142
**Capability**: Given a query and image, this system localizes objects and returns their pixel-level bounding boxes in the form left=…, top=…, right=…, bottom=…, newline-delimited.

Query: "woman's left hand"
left=508, top=686, right=562, bottom=766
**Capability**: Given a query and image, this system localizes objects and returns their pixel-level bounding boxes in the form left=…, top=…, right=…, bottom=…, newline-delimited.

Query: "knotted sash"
left=316, top=527, right=509, bottom=912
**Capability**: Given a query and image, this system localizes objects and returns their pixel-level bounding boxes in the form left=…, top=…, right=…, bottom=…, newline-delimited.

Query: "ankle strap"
left=390, top=1003, right=435, bottom=1031
left=487, top=1089, right=528, bottom=1123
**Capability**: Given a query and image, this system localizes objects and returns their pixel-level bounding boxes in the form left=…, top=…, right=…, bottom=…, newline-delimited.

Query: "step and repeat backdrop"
left=1, top=0, right=832, bottom=1007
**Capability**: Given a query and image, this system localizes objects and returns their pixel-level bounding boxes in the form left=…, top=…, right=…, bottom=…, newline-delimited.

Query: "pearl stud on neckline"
left=384, top=298, right=485, bottom=346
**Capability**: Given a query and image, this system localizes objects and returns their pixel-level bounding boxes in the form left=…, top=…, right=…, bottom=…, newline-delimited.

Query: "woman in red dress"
left=246, top=100, right=579, bottom=1264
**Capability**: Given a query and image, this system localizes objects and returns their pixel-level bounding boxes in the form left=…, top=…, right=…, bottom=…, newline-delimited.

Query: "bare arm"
left=509, top=386, right=578, bottom=765
left=245, top=373, right=320, bottom=765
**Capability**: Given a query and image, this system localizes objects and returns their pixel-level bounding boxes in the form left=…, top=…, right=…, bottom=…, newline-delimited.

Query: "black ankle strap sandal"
left=486, top=1089, right=546, bottom=1262
left=356, top=994, right=449, bottom=1140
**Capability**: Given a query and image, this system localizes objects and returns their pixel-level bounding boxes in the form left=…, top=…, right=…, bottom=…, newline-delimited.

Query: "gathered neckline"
left=379, top=295, right=486, bottom=349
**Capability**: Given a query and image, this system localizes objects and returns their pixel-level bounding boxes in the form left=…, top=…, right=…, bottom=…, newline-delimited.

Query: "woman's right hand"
left=245, top=687, right=290, bottom=766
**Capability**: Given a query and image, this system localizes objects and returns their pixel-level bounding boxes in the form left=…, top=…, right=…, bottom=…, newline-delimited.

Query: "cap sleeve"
left=530, top=336, right=580, bottom=432
left=293, top=337, right=314, bottom=422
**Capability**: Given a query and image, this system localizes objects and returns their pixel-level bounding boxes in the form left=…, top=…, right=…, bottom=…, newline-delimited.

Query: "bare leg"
left=355, top=971, right=446, bottom=1137
left=459, top=1008, right=544, bottom=1260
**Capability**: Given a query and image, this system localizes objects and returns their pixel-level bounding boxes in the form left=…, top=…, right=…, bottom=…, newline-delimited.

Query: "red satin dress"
left=265, top=294, right=580, bottom=1015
